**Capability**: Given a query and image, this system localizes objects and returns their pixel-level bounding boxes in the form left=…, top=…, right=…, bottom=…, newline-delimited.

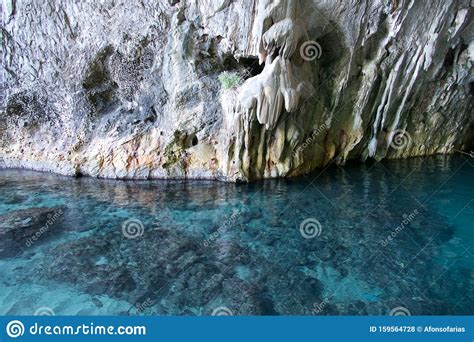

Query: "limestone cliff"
left=1, top=0, right=473, bottom=181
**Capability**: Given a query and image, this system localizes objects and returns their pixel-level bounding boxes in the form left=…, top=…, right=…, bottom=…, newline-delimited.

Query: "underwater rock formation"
left=0, top=206, right=65, bottom=258
left=1, top=0, right=473, bottom=181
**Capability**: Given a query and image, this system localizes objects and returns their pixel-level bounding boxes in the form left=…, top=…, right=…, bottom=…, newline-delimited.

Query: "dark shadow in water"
left=0, top=155, right=472, bottom=315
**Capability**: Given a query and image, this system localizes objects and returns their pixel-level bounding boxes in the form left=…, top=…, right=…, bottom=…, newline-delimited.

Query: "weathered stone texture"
left=1, top=0, right=472, bottom=181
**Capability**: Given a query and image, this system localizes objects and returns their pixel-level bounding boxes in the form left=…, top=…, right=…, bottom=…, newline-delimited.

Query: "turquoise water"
left=0, top=155, right=472, bottom=315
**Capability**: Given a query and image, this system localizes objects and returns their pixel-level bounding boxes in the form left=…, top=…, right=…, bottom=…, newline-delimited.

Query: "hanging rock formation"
left=0, top=0, right=473, bottom=181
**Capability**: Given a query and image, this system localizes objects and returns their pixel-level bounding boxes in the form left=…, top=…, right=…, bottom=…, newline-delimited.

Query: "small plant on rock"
left=218, top=71, right=242, bottom=90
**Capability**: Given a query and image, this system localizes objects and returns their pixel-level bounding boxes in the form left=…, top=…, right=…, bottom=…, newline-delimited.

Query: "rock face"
left=1, top=0, right=473, bottom=181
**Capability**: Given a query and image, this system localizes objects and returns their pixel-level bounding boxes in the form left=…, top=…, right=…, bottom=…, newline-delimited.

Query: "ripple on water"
left=0, top=155, right=472, bottom=315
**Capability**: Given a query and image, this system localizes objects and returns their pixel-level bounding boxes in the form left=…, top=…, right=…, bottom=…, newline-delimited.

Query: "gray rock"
left=0, top=0, right=472, bottom=181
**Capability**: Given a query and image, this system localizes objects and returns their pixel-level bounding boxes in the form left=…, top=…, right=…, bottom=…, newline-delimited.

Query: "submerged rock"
left=1, top=156, right=470, bottom=315
left=0, top=0, right=472, bottom=181
left=0, top=206, right=66, bottom=258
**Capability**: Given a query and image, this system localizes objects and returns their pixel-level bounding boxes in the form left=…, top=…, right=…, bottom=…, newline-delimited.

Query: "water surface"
left=0, top=155, right=472, bottom=315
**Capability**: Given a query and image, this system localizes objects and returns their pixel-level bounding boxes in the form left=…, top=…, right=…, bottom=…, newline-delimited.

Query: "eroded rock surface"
left=1, top=0, right=473, bottom=181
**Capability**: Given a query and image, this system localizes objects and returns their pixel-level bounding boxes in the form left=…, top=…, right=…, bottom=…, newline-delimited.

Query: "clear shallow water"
left=0, top=155, right=472, bottom=316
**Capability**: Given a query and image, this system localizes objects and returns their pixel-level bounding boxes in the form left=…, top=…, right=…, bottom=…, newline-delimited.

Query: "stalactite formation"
left=0, top=0, right=472, bottom=181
